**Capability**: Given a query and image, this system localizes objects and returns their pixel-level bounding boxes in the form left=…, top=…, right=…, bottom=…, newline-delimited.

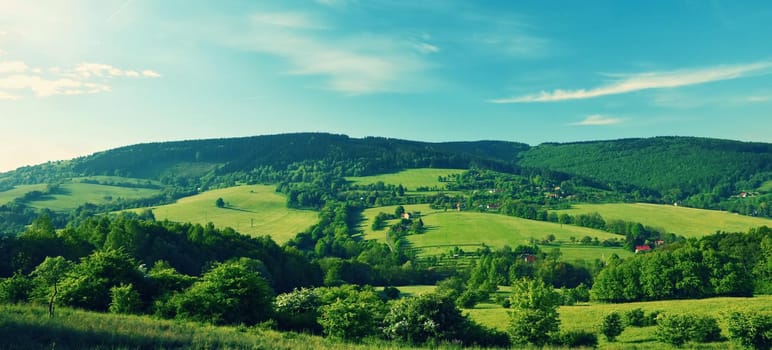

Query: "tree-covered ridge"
left=519, top=136, right=772, bottom=201
left=68, top=133, right=528, bottom=180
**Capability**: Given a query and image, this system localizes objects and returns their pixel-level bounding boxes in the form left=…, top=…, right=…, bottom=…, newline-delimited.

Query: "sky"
left=1, top=0, right=771, bottom=172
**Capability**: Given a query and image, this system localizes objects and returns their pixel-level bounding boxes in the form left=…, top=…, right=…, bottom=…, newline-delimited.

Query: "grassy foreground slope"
left=134, top=185, right=317, bottom=243
left=362, top=205, right=631, bottom=260
left=346, top=168, right=465, bottom=190
left=0, top=304, right=428, bottom=350
left=556, top=203, right=771, bottom=237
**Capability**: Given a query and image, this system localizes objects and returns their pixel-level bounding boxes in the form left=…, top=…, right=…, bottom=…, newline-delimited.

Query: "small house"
left=635, top=245, right=651, bottom=253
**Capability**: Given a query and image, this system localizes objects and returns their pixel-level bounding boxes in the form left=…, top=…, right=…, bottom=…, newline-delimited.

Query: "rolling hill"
left=129, top=185, right=318, bottom=243
left=361, top=204, right=632, bottom=261
left=555, top=203, right=771, bottom=237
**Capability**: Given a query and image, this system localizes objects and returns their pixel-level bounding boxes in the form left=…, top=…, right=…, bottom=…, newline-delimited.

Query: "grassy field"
left=362, top=204, right=631, bottom=261
left=346, top=168, right=465, bottom=190
left=0, top=183, right=47, bottom=205
left=26, top=182, right=161, bottom=212
left=132, top=185, right=318, bottom=243
left=467, top=294, right=772, bottom=349
left=0, top=304, right=436, bottom=350
left=2, top=295, right=769, bottom=350
left=554, top=203, right=771, bottom=237
left=760, top=180, right=772, bottom=192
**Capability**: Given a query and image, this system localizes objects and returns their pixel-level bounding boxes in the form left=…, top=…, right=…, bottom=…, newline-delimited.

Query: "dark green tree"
left=30, top=256, right=73, bottom=317
left=318, top=286, right=386, bottom=340
left=109, top=283, right=142, bottom=314
left=215, top=197, right=225, bottom=208
left=171, top=258, right=274, bottom=325
left=508, top=278, right=561, bottom=346
left=600, top=311, right=625, bottom=342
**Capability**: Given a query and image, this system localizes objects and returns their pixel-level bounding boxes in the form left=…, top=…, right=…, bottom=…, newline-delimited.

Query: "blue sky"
left=1, top=0, right=771, bottom=171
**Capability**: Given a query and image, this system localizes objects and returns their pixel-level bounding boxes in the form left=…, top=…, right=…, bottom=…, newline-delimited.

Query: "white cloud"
left=746, top=95, right=772, bottom=103
left=315, top=0, right=353, bottom=7
left=492, top=61, right=772, bottom=103
left=0, top=60, right=159, bottom=99
left=0, top=90, right=19, bottom=100
left=571, top=114, right=624, bottom=126
left=414, top=42, right=440, bottom=54
left=141, top=70, right=161, bottom=78
left=228, top=11, right=432, bottom=94
left=0, top=60, right=28, bottom=74
left=252, top=12, right=324, bottom=29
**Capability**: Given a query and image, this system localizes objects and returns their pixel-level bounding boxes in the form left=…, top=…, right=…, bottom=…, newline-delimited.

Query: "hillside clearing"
left=555, top=203, right=771, bottom=237
left=0, top=184, right=48, bottom=205
left=26, top=182, right=161, bottom=212
left=346, top=168, right=465, bottom=190
left=362, top=204, right=630, bottom=261
left=132, top=185, right=318, bottom=243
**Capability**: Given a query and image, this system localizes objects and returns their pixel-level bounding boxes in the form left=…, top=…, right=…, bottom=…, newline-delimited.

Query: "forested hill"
left=519, top=137, right=772, bottom=199
left=2, top=134, right=770, bottom=202
left=1, top=133, right=529, bottom=186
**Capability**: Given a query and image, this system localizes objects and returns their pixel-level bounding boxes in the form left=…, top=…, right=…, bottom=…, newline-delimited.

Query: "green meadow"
left=362, top=204, right=631, bottom=261
left=555, top=203, right=771, bottom=237
left=760, top=180, right=772, bottom=192
left=133, top=185, right=318, bottom=243
left=27, top=182, right=161, bottom=212
left=0, top=304, right=433, bottom=350
left=0, top=183, right=48, bottom=205
left=467, top=294, right=772, bottom=349
left=346, top=168, right=465, bottom=190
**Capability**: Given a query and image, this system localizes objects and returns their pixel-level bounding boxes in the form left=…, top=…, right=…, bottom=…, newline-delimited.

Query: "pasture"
left=133, top=185, right=318, bottom=243
left=467, top=294, right=772, bottom=349
left=0, top=183, right=47, bottom=205
left=554, top=203, right=771, bottom=237
left=362, top=204, right=631, bottom=261
left=27, top=182, right=161, bottom=212
left=346, top=168, right=465, bottom=190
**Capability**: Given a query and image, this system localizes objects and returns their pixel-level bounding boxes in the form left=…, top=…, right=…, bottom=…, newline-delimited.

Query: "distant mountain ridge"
left=2, top=133, right=770, bottom=200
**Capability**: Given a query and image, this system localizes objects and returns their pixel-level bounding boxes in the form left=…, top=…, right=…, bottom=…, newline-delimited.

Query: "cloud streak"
left=224, top=10, right=434, bottom=95
left=571, top=115, right=623, bottom=126
left=492, top=61, right=772, bottom=103
left=0, top=60, right=160, bottom=99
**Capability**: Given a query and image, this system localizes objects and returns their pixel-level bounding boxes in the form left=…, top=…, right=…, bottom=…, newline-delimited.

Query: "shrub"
left=171, top=259, right=274, bottom=325
left=624, top=308, right=646, bottom=327
left=656, top=313, right=694, bottom=346
left=507, top=278, right=562, bottom=346
left=647, top=310, right=662, bottom=326
left=600, top=311, right=625, bottom=342
left=109, top=284, right=141, bottom=314
left=557, top=330, right=598, bottom=348
left=274, top=287, right=322, bottom=333
left=319, top=287, right=385, bottom=340
left=726, top=310, right=772, bottom=350
left=0, top=273, right=33, bottom=304
left=691, top=315, right=722, bottom=343
left=655, top=313, right=722, bottom=346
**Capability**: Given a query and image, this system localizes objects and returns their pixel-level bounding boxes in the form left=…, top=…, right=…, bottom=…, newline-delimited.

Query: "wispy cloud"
left=746, top=95, right=772, bottom=103
left=0, top=60, right=28, bottom=74
left=570, top=114, right=624, bottom=126
left=226, top=10, right=433, bottom=94
left=105, top=0, right=133, bottom=23
left=251, top=12, right=324, bottom=29
left=0, top=60, right=160, bottom=99
left=492, top=61, right=772, bottom=103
